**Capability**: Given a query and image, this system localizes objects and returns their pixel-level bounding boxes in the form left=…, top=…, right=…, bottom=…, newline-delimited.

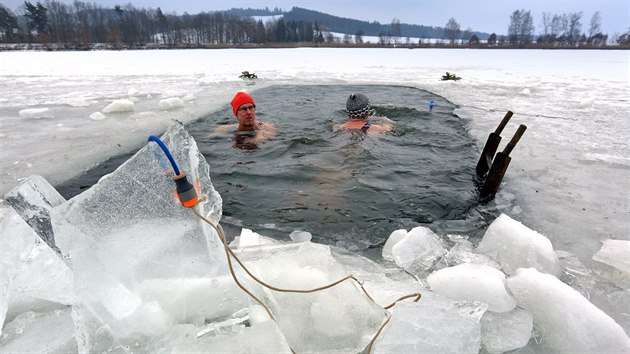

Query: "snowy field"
left=0, top=48, right=629, bottom=352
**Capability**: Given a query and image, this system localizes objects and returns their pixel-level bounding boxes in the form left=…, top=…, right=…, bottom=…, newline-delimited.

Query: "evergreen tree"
left=24, top=1, right=49, bottom=40
left=487, top=33, right=497, bottom=45
left=0, top=5, right=20, bottom=42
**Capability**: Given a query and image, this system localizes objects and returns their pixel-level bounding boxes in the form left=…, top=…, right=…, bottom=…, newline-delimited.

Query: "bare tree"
left=342, top=33, right=351, bottom=44
left=444, top=18, right=460, bottom=44
left=46, top=0, right=74, bottom=44
left=551, top=14, right=566, bottom=39
left=587, top=11, right=607, bottom=46
left=390, top=17, right=401, bottom=44
left=588, top=11, right=601, bottom=38
left=541, top=12, right=552, bottom=37
left=508, top=9, right=534, bottom=47
left=354, top=30, right=363, bottom=44
left=461, top=27, right=473, bottom=43
left=565, top=12, right=582, bottom=46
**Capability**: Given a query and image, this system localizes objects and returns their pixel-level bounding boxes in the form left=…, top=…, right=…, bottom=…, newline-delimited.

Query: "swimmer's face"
left=236, top=104, right=256, bottom=129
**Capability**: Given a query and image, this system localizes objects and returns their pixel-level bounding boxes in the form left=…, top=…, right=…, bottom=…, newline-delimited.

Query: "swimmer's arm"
left=209, top=124, right=235, bottom=138
left=371, top=117, right=395, bottom=132
left=254, top=122, right=277, bottom=142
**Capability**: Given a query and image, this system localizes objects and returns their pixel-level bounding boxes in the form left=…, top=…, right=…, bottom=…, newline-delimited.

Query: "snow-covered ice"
left=0, top=48, right=628, bottom=352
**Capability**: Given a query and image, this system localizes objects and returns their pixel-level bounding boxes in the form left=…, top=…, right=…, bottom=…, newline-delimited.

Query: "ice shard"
left=4, top=175, right=66, bottom=258
left=50, top=122, right=248, bottom=353
left=0, top=309, right=77, bottom=353
left=480, top=308, right=533, bottom=353
left=0, top=206, right=73, bottom=334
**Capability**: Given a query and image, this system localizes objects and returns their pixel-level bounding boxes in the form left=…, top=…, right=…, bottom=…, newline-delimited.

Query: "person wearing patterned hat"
left=335, top=93, right=393, bottom=133
left=210, top=91, right=276, bottom=149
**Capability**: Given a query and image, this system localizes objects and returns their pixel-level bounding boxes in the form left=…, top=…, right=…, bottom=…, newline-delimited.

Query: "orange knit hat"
left=230, top=92, right=255, bottom=116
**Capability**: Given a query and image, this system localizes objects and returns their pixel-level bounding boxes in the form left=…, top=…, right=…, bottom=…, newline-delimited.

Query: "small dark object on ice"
left=441, top=72, right=461, bottom=81
left=239, top=71, right=258, bottom=79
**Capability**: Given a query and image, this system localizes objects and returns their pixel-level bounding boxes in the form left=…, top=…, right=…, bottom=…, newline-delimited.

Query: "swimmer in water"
left=334, top=93, right=393, bottom=133
left=210, top=91, right=276, bottom=148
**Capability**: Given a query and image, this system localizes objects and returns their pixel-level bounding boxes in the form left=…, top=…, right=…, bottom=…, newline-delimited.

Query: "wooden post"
left=476, top=111, right=513, bottom=179
left=480, top=124, right=527, bottom=200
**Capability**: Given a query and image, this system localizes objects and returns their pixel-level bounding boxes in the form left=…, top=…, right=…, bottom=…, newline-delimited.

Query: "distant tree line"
left=506, top=9, right=612, bottom=47
left=0, top=2, right=628, bottom=48
left=446, top=10, right=626, bottom=47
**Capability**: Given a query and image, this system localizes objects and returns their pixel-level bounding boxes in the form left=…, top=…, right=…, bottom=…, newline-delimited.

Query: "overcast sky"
left=3, top=0, right=628, bottom=36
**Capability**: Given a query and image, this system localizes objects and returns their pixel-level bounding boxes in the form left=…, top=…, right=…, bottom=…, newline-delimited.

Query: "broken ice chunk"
left=477, top=214, right=559, bottom=276
left=427, top=263, right=516, bottom=312
left=4, top=175, right=66, bottom=258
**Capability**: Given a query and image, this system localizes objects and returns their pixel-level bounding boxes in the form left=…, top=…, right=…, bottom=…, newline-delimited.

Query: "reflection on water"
left=233, top=130, right=260, bottom=151
left=57, top=85, right=496, bottom=252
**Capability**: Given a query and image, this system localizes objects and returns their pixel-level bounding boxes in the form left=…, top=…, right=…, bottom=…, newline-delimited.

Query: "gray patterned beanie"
left=346, top=93, right=370, bottom=118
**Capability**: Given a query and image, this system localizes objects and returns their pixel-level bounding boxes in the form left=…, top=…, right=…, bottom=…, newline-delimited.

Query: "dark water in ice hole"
left=57, top=85, right=499, bottom=252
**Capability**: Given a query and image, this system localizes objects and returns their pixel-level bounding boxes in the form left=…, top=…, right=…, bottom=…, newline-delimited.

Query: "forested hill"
left=226, top=6, right=490, bottom=40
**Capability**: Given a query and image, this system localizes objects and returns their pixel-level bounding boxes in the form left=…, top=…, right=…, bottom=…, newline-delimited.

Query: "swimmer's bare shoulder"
left=369, top=116, right=394, bottom=133
left=209, top=123, right=236, bottom=138
left=253, top=121, right=277, bottom=142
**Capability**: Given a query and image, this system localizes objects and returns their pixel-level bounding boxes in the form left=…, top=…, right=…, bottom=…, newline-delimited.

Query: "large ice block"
left=480, top=308, right=533, bottom=353
left=0, top=207, right=73, bottom=334
left=373, top=291, right=487, bottom=354
left=50, top=122, right=246, bottom=352
left=389, top=226, right=447, bottom=276
left=437, top=236, right=501, bottom=269
left=477, top=214, right=560, bottom=276
left=0, top=309, right=77, bottom=353
left=507, top=268, right=630, bottom=353
left=427, top=263, right=516, bottom=312
left=245, top=241, right=388, bottom=353
left=4, top=175, right=66, bottom=258
left=593, top=239, right=630, bottom=273
left=173, top=321, right=292, bottom=353
left=593, top=239, right=630, bottom=288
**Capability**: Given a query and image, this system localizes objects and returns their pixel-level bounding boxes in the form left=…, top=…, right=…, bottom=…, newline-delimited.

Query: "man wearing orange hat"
left=210, top=91, right=276, bottom=149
